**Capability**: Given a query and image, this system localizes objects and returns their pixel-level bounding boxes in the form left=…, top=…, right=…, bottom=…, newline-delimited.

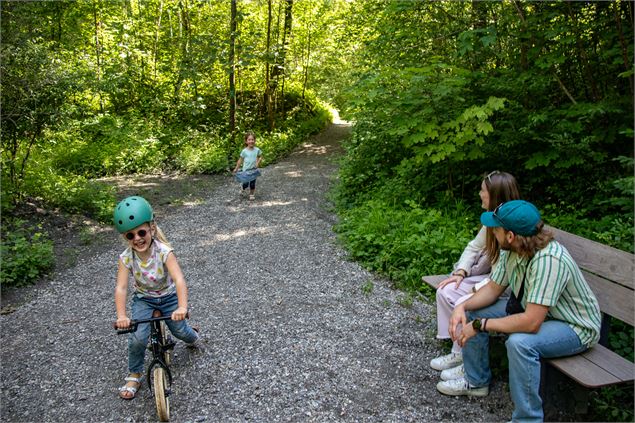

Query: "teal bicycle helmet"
left=113, top=196, right=154, bottom=233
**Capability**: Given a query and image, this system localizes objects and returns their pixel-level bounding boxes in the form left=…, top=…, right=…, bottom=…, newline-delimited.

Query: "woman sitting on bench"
left=428, top=171, right=520, bottom=380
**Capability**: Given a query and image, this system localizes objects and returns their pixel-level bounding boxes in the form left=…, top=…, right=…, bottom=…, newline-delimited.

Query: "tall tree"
left=229, top=0, right=237, bottom=136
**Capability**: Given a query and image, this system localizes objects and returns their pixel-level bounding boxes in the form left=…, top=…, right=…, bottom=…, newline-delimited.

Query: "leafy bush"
left=335, top=198, right=478, bottom=293
left=23, top=170, right=115, bottom=222
left=0, top=219, right=54, bottom=287
left=174, top=129, right=229, bottom=174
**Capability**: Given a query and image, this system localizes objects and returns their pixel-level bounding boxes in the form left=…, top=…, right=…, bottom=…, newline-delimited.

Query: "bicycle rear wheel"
left=152, top=366, right=170, bottom=422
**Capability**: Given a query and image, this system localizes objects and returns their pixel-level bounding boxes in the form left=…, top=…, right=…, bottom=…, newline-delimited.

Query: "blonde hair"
left=152, top=222, right=172, bottom=249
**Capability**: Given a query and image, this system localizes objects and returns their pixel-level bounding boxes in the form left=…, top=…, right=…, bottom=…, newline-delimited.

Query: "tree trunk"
left=302, top=11, right=312, bottom=100
left=265, top=0, right=273, bottom=128
left=153, top=0, right=164, bottom=81
left=229, top=0, right=237, bottom=136
left=279, top=0, right=293, bottom=117
left=174, top=0, right=191, bottom=100
left=92, top=0, right=104, bottom=113
left=511, top=0, right=528, bottom=71
left=614, top=1, right=634, bottom=97
left=566, top=1, right=600, bottom=101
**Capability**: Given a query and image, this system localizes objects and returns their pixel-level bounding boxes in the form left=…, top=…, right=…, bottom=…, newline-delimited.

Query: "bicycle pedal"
left=165, top=342, right=176, bottom=350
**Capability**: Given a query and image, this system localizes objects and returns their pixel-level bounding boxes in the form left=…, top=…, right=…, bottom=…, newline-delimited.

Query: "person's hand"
left=458, top=320, right=478, bottom=347
left=449, top=305, right=467, bottom=341
left=171, top=306, right=188, bottom=321
left=437, top=274, right=465, bottom=290
left=116, top=316, right=131, bottom=329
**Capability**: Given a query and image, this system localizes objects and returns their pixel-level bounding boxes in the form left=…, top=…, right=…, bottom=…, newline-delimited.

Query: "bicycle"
left=115, top=310, right=179, bottom=422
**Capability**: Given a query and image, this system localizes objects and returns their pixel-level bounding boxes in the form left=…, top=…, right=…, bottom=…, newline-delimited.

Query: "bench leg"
left=541, top=360, right=590, bottom=420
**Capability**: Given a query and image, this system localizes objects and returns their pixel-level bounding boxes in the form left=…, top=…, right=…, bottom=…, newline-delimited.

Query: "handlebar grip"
left=113, top=320, right=137, bottom=334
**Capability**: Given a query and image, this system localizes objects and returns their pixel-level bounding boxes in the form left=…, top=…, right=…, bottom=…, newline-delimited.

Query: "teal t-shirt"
left=241, top=147, right=262, bottom=171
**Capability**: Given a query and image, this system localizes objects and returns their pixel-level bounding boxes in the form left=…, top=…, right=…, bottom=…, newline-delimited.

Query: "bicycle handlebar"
left=113, top=313, right=189, bottom=334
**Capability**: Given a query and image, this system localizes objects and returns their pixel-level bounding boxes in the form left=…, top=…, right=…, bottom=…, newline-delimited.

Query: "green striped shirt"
left=491, top=240, right=601, bottom=347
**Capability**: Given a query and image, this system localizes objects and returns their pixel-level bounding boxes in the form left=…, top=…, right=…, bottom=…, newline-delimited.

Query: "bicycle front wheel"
left=153, top=366, right=170, bottom=422
left=159, top=321, right=171, bottom=366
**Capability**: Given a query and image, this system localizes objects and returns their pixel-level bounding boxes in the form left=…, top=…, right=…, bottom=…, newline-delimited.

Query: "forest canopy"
left=1, top=0, right=633, bottom=285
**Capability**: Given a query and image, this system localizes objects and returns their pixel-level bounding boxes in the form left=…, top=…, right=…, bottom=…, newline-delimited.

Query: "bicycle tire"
left=158, top=321, right=171, bottom=366
left=153, top=366, right=170, bottom=422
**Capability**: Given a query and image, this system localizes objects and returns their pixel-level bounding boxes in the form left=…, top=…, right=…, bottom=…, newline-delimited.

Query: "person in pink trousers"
left=429, top=171, right=520, bottom=381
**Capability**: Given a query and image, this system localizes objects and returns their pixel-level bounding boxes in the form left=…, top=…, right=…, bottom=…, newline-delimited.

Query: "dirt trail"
left=0, top=123, right=513, bottom=422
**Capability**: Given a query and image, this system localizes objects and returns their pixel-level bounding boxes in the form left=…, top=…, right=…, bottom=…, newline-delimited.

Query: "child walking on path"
left=113, top=196, right=201, bottom=400
left=233, top=131, right=263, bottom=201
left=429, top=171, right=520, bottom=381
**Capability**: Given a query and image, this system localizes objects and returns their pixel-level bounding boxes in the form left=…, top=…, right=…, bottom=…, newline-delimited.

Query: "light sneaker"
left=249, top=194, right=255, bottom=201
left=430, top=351, right=463, bottom=371
left=436, top=377, right=489, bottom=397
left=440, top=364, right=465, bottom=381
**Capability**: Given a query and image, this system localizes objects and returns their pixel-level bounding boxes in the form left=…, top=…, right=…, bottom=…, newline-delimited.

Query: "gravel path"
left=1, top=122, right=513, bottom=422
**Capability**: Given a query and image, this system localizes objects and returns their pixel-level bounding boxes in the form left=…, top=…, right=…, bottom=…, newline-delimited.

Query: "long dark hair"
left=483, top=171, right=521, bottom=264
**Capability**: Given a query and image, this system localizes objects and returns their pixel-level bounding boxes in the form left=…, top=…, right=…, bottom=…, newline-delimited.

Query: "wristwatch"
left=471, top=319, right=483, bottom=332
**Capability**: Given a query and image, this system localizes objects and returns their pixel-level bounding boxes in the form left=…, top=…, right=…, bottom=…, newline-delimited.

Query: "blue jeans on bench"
left=463, top=298, right=586, bottom=423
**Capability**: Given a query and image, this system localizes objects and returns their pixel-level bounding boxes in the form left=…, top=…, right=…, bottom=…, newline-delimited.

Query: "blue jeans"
left=128, top=293, right=199, bottom=373
left=463, top=299, right=586, bottom=423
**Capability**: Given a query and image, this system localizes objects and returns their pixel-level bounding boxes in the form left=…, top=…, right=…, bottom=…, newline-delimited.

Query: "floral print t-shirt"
left=120, top=240, right=176, bottom=298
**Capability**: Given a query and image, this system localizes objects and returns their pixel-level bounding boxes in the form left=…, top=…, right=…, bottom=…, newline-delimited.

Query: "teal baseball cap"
left=480, top=200, right=541, bottom=236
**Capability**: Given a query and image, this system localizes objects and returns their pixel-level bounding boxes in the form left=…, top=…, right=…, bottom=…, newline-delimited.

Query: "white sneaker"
left=440, top=364, right=464, bottom=381
left=249, top=194, right=255, bottom=201
left=436, top=377, right=489, bottom=397
left=430, top=352, right=463, bottom=371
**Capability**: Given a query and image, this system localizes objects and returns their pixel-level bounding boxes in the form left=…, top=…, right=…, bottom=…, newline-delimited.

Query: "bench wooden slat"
left=549, top=226, right=634, bottom=290
left=547, top=345, right=634, bottom=388
left=579, top=344, right=635, bottom=382
left=583, top=271, right=635, bottom=326
left=421, top=275, right=446, bottom=290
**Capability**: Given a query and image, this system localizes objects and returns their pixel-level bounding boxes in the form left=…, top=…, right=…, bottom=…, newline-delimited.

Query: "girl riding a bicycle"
left=113, top=196, right=201, bottom=400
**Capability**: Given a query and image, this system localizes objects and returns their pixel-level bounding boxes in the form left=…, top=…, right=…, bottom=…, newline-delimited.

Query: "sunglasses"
left=493, top=202, right=504, bottom=218
left=125, top=228, right=149, bottom=240
left=486, top=170, right=501, bottom=183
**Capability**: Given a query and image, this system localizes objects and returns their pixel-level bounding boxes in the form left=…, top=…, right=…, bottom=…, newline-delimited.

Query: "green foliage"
left=23, top=170, right=116, bottom=223
left=361, top=280, right=374, bottom=295
left=590, top=385, right=634, bottom=422
left=543, top=204, right=634, bottom=253
left=1, top=38, right=75, bottom=199
left=335, top=198, right=477, bottom=293
left=0, top=219, right=54, bottom=287
left=608, top=320, right=634, bottom=362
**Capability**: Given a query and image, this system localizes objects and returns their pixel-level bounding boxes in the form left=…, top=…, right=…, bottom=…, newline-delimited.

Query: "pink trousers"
left=436, top=274, right=489, bottom=353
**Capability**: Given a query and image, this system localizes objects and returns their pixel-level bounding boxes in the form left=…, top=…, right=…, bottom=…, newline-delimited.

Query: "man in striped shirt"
left=436, top=200, right=601, bottom=423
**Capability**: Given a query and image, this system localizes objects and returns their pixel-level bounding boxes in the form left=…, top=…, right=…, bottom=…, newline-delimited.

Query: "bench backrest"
left=548, top=226, right=635, bottom=326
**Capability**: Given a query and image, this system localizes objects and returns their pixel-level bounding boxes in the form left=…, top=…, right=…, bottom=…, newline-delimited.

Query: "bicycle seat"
left=152, top=310, right=162, bottom=318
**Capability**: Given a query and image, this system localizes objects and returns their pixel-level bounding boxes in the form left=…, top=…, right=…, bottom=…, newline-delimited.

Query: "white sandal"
left=118, top=375, right=142, bottom=400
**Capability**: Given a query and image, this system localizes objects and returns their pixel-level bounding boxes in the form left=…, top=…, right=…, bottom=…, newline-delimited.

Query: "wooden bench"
left=422, top=225, right=634, bottom=415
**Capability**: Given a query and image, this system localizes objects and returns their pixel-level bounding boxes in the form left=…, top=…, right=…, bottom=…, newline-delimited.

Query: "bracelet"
left=452, top=269, right=467, bottom=278
left=482, top=318, right=488, bottom=332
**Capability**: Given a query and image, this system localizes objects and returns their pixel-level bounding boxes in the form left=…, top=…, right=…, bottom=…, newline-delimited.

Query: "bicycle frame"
left=115, top=315, right=176, bottom=396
